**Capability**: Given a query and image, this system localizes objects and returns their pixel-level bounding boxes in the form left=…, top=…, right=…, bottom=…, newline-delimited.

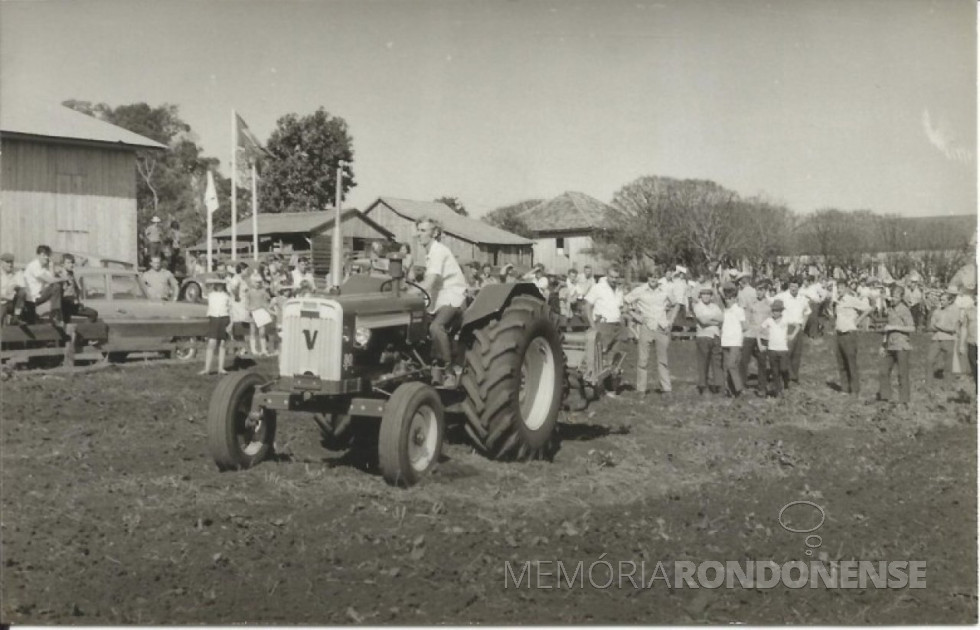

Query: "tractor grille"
left=278, top=299, right=343, bottom=381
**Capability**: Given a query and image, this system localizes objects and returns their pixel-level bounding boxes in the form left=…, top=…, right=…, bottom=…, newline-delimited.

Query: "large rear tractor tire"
left=461, top=294, right=565, bottom=460
left=208, top=371, right=277, bottom=471
left=379, top=382, right=444, bottom=487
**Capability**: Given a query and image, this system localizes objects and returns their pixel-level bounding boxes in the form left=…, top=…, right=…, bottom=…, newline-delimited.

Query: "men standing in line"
left=0, top=253, right=25, bottom=324
left=583, top=266, right=626, bottom=392
left=741, top=278, right=772, bottom=396
left=416, top=217, right=468, bottom=387
left=877, top=284, right=915, bottom=406
left=833, top=279, right=872, bottom=395
left=693, top=284, right=724, bottom=395
left=624, top=272, right=677, bottom=396
left=775, top=277, right=811, bottom=385
left=59, top=253, right=99, bottom=322
left=22, top=245, right=69, bottom=324
left=927, top=286, right=960, bottom=379
left=144, top=216, right=163, bottom=262
left=141, top=255, right=180, bottom=301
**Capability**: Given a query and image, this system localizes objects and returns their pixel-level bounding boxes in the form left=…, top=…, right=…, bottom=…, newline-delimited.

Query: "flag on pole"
left=204, top=170, right=219, bottom=215
left=235, top=113, right=268, bottom=163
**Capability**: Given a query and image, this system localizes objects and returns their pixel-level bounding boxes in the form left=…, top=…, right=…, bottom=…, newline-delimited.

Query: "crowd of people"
left=3, top=226, right=977, bottom=405
left=555, top=262, right=977, bottom=406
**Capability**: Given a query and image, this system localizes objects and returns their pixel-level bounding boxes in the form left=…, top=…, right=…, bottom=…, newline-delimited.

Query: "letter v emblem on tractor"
left=303, top=329, right=318, bottom=350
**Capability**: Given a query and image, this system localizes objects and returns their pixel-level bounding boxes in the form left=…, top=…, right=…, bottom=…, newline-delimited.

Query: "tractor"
left=206, top=254, right=566, bottom=486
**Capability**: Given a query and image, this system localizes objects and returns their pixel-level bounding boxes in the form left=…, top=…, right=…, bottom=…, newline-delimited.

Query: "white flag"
left=204, top=170, right=219, bottom=215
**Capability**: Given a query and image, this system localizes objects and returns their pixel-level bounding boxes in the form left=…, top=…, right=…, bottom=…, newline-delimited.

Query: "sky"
left=1, top=0, right=976, bottom=218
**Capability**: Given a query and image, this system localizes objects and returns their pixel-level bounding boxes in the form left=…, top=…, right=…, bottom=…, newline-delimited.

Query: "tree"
left=796, top=209, right=874, bottom=278
left=435, top=196, right=467, bottom=216
left=259, top=108, right=355, bottom=212
left=482, top=199, right=541, bottom=238
left=739, top=196, right=794, bottom=276
left=63, top=99, right=231, bottom=248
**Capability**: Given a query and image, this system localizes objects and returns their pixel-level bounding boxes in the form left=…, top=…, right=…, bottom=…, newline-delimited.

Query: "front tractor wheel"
left=208, top=371, right=277, bottom=471
left=378, top=383, right=444, bottom=487
left=461, top=294, right=565, bottom=460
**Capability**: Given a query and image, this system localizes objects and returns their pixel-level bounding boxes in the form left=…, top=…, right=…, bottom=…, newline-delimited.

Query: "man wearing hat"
left=759, top=298, right=794, bottom=397
left=670, top=265, right=691, bottom=320
left=145, top=216, right=163, bottom=261
left=927, top=286, right=960, bottom=380
left=693, top=282, right=724, bottom=394
left=741, top=278, right=772, bottom=396
left=0, top=252, right=26, bottom=325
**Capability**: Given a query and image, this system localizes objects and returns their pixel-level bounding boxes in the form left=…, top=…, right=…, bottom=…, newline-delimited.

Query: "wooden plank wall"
left=0, top=139, right=138, bottom=264
left=531, top=232, right=610, bottom=273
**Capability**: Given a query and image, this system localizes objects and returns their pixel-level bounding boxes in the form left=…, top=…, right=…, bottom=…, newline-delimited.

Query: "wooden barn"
left=361, top=197, right=533, bottom=267
left=519, top=191, right=615, bottom=273
left=191, top=209, right=395, bottom=275
left=0, top=102, right=166, bottom=265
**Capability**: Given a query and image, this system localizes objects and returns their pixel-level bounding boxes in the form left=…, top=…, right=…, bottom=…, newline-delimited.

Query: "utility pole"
left=331, top=160, right=348, bottom=287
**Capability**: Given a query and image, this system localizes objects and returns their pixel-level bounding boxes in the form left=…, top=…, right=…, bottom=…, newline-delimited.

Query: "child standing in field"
left=247, top=268, right=272, bottom=357
left=760, top=299, right=795, bottom=397
left=720, top=282, right=746, bottom=397
left=199, top=280, right=231, bottom=376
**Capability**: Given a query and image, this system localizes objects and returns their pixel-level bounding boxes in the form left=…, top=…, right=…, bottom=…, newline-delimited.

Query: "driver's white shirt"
left=424, top=240, right=467, bottom=312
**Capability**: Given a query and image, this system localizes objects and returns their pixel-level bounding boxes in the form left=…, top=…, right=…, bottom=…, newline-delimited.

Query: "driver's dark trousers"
left=429, top=305, right=463, bottom=365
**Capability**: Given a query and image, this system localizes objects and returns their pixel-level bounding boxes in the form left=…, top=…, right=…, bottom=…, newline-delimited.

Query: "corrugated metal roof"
left=210, top=208, right=392, bottom=239
left=0, top=102, right=167, bottom=150
left=519, top=191, right=613, bottom=233
left=367, top=197, right=533, bottom=246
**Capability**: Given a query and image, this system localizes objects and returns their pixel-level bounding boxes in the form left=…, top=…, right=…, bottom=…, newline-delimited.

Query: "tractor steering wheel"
left=405, top=280, right=431, bottom=309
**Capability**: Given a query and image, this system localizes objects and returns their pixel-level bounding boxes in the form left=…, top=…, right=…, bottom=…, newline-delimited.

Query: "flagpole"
left=206, top=173, right=213, bottom=272
left=231, top=109, right=238, bottom=262
left=251, top=161, right=259, bottom=262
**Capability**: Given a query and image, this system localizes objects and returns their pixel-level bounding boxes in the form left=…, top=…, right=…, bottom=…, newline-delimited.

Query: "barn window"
left=555, top=237, right=565, bottom=255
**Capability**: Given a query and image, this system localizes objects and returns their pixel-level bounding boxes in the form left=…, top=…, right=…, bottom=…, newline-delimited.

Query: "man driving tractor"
left=415, top=217, right=468, bottom=387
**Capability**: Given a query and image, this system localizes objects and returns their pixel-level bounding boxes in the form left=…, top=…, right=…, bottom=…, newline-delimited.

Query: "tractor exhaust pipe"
left=387, top=253, right=404, bottom=297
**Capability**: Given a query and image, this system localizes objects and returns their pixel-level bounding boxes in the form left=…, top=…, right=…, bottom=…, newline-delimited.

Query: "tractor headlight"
left=353, top=327, right=372, bottom=348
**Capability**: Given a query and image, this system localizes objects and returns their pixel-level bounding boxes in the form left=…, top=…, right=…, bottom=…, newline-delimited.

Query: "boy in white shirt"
left=759, top=299, right=799, bottom=397
left=199, top=280, right=232, bottom=375
left=720, top=283, right=746, bottom=397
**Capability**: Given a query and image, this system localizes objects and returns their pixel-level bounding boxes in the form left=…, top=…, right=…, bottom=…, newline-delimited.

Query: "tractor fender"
left=460, top=282, right=543, bottom=339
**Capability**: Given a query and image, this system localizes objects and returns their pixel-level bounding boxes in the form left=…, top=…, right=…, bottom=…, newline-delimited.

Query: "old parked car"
left=76, top=267, right=210, bottom=360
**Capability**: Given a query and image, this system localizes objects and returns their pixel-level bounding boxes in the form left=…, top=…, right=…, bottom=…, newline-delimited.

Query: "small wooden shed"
left=0, top=102, right=166, bottom=265
left=519, top=191, right=615, bottom=273
left=192, top=209, right=394, bottom=275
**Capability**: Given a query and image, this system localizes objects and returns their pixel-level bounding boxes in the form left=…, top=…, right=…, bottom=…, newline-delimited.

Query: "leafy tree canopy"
left=259, top=108, right=355, bottom=212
